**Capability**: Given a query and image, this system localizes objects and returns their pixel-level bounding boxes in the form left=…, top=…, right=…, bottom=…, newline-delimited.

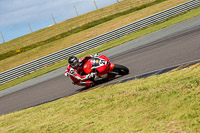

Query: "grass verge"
left=0, top=0, right=166, bottom=61
left=0, top=6, right=200, bottom=92
left=1, top=0, right=155, bottom=55
left=0, top=0, right=189, bottom=72
left=0, top=61, right=199, bottom=132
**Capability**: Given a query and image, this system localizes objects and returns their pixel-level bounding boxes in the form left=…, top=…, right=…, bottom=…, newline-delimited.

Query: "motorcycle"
left=83, top=55, right=129, bottom=85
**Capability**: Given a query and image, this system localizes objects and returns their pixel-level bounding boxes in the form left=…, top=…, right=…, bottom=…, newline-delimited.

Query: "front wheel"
left=112, top=64, right=129, bottom=75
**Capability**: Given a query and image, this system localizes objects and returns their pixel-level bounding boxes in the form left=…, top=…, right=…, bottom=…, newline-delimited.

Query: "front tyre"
left=113, top=64, right=129, bottom=75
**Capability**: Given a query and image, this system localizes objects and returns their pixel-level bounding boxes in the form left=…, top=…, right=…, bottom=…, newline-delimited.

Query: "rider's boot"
left=77, top=81, right=94, bottom=87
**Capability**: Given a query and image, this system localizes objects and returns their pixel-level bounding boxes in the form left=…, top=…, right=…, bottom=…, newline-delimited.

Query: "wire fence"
left=0, top=0, right=199, bottom=84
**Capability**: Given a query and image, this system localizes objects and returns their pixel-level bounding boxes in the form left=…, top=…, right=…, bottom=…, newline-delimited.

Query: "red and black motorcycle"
left=83, top=55, right=129, bottom=85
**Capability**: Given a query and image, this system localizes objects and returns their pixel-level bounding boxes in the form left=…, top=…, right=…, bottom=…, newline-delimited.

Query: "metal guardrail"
left=0, top=0, right=200, bottom=84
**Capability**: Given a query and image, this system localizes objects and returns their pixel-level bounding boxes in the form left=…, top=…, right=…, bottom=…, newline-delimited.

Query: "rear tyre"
left=113, top=64, right=129, bottom=75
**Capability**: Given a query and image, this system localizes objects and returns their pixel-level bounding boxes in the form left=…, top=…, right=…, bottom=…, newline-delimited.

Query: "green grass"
left=0, top=6, right=200, bottom=92
left=0, top=0, right=167, bottom=61
left=0, top=0, right=156, bottom=57
left=0, top=0, right=189, bottom=72
left=0, top=62, right=199, bottom=132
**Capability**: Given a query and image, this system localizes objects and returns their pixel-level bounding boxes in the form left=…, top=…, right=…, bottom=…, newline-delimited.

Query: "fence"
left=0, top=0, right=200, bottom=84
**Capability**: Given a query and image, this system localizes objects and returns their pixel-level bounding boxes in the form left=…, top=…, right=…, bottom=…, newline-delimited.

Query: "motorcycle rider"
left=65, top=54, right=99, bottom=87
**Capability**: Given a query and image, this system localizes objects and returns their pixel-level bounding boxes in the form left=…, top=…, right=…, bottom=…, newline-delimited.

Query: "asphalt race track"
left=0, top=18, right=200, bottom=115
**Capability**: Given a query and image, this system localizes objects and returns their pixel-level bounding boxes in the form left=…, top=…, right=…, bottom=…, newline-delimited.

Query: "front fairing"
left=83, top=57, right=110, bottom=75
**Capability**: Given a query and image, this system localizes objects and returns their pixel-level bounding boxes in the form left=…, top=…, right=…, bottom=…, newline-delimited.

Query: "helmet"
left=68, top=56, right=79, bottom=68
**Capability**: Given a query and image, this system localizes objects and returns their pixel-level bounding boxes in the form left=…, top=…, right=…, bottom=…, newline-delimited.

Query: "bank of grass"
left=0, top=0, right=156, bottom=56
left=0, top=6, right=200, bottom=92
left=0, top=0, right=189, bottom=72
left=0, top=0, right=166, bottom=61
left=0, top=63, right=199, bottom=132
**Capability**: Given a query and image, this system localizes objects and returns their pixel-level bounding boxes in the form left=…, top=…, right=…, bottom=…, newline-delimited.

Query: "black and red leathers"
left=65, top=55, right=95, bottom=87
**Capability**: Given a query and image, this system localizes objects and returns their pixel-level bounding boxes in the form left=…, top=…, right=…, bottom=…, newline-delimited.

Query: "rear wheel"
left=113, top=64, right=129, bottom=75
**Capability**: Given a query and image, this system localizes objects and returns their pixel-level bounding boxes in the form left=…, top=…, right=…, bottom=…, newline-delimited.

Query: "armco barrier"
left=0, top=0, right=200, bottom=84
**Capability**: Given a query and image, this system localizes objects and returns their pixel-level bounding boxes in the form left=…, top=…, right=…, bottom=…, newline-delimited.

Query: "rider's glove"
left=65, top=72, right=69, bottom=77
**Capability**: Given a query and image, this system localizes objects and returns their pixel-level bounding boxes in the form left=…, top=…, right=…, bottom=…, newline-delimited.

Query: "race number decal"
left=99, top=59, right=107, bottom=66
left=93, top=58, right=107, bottom=67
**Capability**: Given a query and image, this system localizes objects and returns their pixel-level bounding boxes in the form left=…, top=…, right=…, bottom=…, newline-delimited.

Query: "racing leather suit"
left=65, top=54, right=99, bottom=87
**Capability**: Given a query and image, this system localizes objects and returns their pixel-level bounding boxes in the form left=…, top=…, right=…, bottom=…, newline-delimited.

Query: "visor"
left=71, top=62, right=79, bottom=68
